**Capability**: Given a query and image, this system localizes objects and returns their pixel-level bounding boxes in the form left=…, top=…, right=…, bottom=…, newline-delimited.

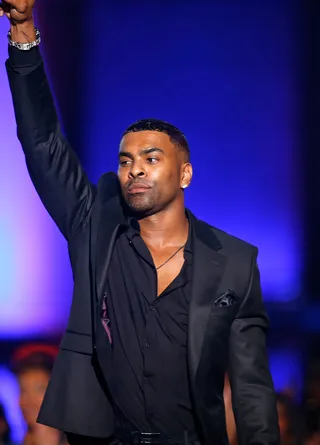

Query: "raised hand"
left=0, top=0, right=36, bottom=42
left=0, top=0, right=34, bottom=24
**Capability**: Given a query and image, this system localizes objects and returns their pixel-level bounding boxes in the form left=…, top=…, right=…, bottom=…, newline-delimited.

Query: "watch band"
left=7, top=27, right=41, bottom=51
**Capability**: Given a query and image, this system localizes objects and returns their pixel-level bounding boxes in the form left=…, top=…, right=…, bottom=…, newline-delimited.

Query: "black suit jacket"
left=6, top=55, right=280, bottom=445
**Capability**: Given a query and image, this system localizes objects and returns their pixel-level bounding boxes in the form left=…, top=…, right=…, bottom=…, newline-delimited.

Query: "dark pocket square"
left=214, top=289, right=237, bottom=307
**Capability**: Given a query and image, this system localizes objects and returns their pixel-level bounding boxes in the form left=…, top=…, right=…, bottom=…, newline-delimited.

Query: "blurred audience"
left=224, top=375, right=237, bottom=445
left=302, top=360, right=320, bottom=445
left=1, top=349, right=320, bottom=445
left=223, top=371, right=320, bottom=445
left=276, top=393, right=302, bottom=445
left=0, top=403, right=13, bottom=445
left=10, top=344, right=67, bottom=445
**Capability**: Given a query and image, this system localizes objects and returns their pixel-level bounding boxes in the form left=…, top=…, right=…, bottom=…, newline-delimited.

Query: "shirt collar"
left=123, top=217, right=140, bottom=242
left=124, top=212, right=193, bottom=254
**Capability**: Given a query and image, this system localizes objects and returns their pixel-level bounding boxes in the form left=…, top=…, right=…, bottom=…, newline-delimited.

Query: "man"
left=11, top=344, right=68, bottom=445
left=1, top=1, right=280, bottom=444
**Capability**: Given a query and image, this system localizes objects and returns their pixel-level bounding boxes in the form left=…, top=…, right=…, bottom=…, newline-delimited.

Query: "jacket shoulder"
left=202, top=220, right=258, bottom=258
left=97, top=172, right=120, bottom=201
left=207, top=223, right=259, bottom=298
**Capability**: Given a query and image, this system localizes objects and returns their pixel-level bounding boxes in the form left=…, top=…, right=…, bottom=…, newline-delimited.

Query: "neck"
left=138, top=202, right=189, bottom=248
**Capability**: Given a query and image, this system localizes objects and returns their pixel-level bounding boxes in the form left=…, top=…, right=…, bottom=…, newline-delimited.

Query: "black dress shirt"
left=106, top=218, right=197, bottom=439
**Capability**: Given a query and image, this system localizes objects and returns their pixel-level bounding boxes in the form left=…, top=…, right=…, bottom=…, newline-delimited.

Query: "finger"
left=0, top=2, right=11, bottom=13
left=1, top=0, right=25, bottom=13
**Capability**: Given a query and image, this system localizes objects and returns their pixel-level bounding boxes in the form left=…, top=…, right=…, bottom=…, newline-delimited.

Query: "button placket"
left=143, top=305, right=155, bottom=418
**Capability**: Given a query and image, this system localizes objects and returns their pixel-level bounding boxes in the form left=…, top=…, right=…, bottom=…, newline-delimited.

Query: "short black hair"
left=11, top=343, right=58, bottom=375
left=123, top=118, right=190, bottom=162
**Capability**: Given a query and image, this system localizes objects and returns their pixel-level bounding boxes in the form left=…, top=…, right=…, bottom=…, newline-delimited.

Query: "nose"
left=128, top=161, right=146, bottom=179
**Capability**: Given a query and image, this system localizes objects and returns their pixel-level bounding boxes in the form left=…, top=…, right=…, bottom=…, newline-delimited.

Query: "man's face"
left=18, top=368, right=50, bottom=427
left=118, top=130, right=191, bottom=216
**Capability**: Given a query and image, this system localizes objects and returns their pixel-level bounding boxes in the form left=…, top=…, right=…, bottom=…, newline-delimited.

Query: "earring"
left=182, top=184, right=187, bottom=189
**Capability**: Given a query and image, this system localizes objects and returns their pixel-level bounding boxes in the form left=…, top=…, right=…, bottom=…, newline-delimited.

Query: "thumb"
left=0, top=2, right=11, bottom=19
left=0, top=1, right=11, bottom=12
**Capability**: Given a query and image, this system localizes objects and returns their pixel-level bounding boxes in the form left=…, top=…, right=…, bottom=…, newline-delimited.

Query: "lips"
left=127, top=183, right=151, bottom=193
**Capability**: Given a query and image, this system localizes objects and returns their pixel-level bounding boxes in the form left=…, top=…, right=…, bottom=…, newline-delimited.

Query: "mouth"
left=126, top=183, right=151, bottom=194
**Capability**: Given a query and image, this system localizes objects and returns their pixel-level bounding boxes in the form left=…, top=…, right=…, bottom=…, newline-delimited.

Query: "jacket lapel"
left=94, top=173, right=126, bottom=306
left=188, top=212, right=226, bottom=380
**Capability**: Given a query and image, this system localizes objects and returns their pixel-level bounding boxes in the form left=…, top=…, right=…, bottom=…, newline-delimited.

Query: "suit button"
left=145, top=343, right=150, bottom=348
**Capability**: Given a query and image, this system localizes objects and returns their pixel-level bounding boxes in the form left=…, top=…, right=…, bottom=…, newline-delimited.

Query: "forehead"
left=19, top=368, right=49, bottom=380
left=120, top=130, right=174, bottom=153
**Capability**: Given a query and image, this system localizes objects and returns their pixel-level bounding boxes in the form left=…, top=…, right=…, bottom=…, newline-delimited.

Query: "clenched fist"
left=0, top=0, right=36, bottom=43
left=0, top=0, right=34, bottom=24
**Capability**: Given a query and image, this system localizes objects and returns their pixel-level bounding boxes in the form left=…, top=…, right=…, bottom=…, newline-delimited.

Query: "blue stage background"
left=83, top=1, right=302, bottom=302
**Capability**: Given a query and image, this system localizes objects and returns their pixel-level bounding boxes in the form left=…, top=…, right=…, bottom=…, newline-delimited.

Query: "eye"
left=146, top=157, right=159, bottom=164
left=119, top=159, right=131, bottom=167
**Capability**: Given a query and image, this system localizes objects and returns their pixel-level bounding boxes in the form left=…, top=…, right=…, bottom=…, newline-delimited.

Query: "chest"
left=152, top=249, right=186, bottom=296
left=110, top=235, right=189, bottom=302
left=107, top=242, right=190, bottom=334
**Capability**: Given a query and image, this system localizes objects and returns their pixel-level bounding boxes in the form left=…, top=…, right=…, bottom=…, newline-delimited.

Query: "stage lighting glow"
left=0, top=366, right=25, bottom=444
left=0, top=25, right=72, bottom=338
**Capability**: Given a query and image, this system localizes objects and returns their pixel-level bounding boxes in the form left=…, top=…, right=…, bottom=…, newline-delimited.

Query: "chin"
left=124, top=196, right=156, bottom=217
left=127, top=204, right=156, bottom=218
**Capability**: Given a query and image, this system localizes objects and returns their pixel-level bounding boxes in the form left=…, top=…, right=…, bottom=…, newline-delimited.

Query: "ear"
left=180, top=163, right=193, bottom=189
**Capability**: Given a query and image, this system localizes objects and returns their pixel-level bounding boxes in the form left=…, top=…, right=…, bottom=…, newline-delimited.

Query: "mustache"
left=125, top=179, right=152, bottom=191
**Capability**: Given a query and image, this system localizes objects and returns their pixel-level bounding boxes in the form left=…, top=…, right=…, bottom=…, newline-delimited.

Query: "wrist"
left=10, top=18, right=36, bottom=43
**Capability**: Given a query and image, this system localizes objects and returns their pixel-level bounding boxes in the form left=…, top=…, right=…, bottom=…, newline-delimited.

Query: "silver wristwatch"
left=7, top=27, right=41, bottom=51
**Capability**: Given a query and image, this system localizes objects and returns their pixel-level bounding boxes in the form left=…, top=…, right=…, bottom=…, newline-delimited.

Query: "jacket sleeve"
left=6, top=46, right=96, bottom=240
left=228, top=252, right=280, bottom=445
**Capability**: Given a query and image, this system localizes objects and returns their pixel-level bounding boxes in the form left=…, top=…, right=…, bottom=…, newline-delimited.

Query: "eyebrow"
left=118, top=147, right=164, bottom=159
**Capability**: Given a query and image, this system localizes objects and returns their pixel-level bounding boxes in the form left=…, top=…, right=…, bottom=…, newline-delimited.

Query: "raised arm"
left=228, top=254, right=280, bottom=445
left=1, top=0, right=95, bottom=240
